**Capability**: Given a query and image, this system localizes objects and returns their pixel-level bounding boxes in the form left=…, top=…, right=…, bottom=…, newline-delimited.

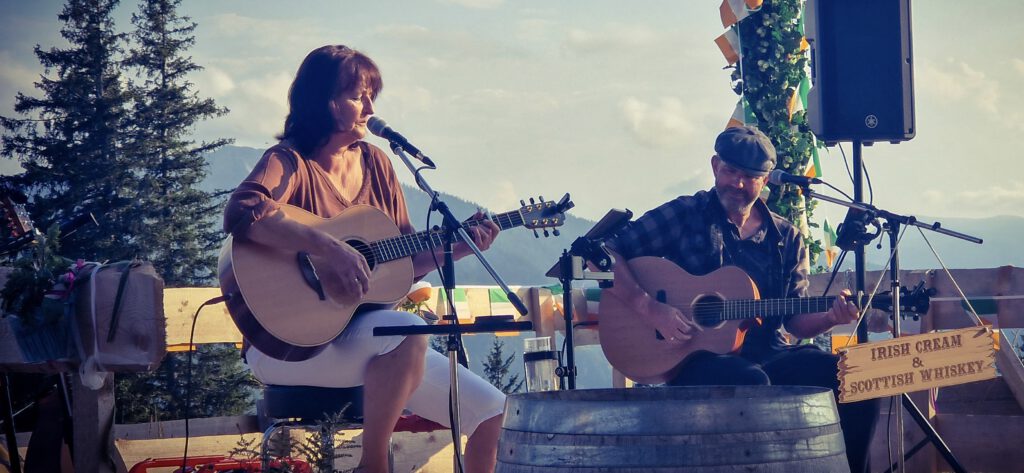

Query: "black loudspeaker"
left=806, top=0, right=915, bottom=144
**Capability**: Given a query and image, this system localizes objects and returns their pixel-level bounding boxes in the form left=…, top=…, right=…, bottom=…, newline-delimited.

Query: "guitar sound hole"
left=346, top=240, right=376, bottom=269
left=692, top=295, right=724, bottom=328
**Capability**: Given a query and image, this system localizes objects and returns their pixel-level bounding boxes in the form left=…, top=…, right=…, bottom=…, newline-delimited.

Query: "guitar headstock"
left=868, top=281, right=933, bottom=316
left=1, top=195, right=33, bottom=239
left=519, top=193, right=574, bottom=238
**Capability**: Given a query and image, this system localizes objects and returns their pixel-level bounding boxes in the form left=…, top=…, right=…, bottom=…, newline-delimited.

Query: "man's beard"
left=718, top=188, right=757, bottom=215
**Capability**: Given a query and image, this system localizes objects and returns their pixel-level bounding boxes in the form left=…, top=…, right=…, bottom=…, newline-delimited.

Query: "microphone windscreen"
left=767, top=169, right=786, bottom=186
left=367, top=116, right=388, bottom=137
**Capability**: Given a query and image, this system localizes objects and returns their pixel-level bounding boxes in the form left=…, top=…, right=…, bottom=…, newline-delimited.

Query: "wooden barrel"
left=496, top=386, right=849, bottom=473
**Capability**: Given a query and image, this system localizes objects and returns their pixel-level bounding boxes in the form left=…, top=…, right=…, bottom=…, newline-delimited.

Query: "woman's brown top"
left=223, top=141, right=414, bottom=239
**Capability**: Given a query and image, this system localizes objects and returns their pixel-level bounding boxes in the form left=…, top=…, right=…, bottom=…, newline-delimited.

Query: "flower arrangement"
left=1, top=224, right=74, bottom=326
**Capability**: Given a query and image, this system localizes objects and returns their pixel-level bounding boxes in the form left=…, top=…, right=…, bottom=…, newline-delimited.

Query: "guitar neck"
left=717, top=296, right=839, bottom=321
left=370, top=210, right=524, bottom=263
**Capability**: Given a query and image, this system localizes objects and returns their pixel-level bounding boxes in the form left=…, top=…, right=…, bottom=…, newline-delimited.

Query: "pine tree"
left=0, top=0, right=244, bottom=422
left=121, top=0, right=231, bottom=286
left=482, top=336, right=523, bottom=394
left=0, top=0, right=134, bottom=261
left=115, top=344, right=260, bottom=423
left=114, top=0, right=240, bottom=421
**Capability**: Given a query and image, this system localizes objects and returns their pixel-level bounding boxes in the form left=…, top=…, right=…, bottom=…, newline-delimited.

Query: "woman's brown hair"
left=277, top=45, right=382, bottom=156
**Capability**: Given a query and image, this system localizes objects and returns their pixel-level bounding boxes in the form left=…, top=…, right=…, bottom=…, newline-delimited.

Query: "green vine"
left=731, top=0, right=825, bottom=269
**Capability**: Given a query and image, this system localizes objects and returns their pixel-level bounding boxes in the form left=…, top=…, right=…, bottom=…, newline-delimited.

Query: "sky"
left=2, top=0, right=1024, bottom=235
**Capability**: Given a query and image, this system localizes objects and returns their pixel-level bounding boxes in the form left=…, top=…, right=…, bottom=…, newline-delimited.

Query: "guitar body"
left=598, top=257, right=760, bottom=384
left=218, top=194, right=574, bottom=362
left=218, top=204, right=414, bottom=361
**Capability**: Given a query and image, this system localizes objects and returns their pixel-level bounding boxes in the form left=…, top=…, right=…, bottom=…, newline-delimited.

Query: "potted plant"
left=1, top=224, right=76, bottom=362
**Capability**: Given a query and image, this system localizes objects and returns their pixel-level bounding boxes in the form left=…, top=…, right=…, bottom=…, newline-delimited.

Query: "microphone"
left=768, top=169, right=822, bottom=187
left=366, top=116, right=436, bottom=167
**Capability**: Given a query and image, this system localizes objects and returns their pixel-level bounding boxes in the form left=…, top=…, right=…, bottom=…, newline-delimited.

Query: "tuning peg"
left=543, top=229, right=549, bottom=237
left=553, top=229, right=560, bottom=237
left=529, top=197, right=536, bottom=205
left=539, top=195, right=545, bottom=203
left=520, top=199, right=526, bottom=207
left=533, top=229, right=540, bottom=238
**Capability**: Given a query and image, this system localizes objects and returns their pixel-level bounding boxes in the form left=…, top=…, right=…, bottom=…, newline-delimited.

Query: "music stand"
left=544, top=208, right=632, bottom=389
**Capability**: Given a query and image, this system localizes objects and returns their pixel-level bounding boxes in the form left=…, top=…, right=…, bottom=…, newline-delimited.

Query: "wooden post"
left=71, top=373, right=125, bottom=473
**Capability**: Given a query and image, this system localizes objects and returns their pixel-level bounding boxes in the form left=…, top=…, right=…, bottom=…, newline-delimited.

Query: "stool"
left=259, top=384, right=447, bottom=472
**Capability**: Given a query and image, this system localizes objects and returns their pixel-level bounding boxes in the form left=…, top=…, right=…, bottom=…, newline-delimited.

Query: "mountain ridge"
left=205, top=144, right=1024, bottom=274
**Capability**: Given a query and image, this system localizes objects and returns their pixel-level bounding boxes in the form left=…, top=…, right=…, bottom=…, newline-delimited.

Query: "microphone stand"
left=803, top=185, right=978, bottom=473
left=385, top=142, right=529, bottom=473
left=545, top=209, right=632, bottom=390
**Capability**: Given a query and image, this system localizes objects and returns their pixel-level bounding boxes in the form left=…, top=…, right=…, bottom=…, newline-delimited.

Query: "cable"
left=420, top=190, right=467, bottom=473
left=887, top=396, right=895, bottom=472
left=180, top=293, right=232, bottom=472
left=863, top=159, right=875, bottom=205
left=821, top=181, right=854, bottom=203
left=820, top=250, right=849, bottom=297
left=838, top=143, right=855, bottom=184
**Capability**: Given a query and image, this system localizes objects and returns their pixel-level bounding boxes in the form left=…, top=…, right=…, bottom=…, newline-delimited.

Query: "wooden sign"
left=837, top=327, right=996, bottom=403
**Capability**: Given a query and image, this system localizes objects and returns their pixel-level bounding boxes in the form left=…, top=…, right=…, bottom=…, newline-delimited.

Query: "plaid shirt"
left=607, top=188, right=810, bottom=360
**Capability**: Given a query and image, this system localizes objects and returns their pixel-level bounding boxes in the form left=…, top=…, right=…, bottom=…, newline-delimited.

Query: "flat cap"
left=714, top=126, right=777, bottom=176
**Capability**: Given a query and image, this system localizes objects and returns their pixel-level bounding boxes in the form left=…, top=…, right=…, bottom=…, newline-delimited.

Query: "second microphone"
left=367, top=116, right=436, bottom=167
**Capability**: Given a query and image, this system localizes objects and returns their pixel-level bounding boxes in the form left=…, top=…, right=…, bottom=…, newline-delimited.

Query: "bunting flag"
left=714, top=27, right=740, bottom=65
left=796, top=193, right=810, bottom=238
left=805, top=141, right=822, bottom=178
left=822, top=217, right=839, bottom=269
left=796, top=1, right=810, bottom=52
left=788, top=75, right=811, bottom=122
left=488, top=288, right=520, bottom=336
left=435, top=287, right=471, bottom=320
left=787, top=87, right=803, bottom=121
left=727, top=98, right=756, bottom=129
left=720, top=0, right=764, bottom=28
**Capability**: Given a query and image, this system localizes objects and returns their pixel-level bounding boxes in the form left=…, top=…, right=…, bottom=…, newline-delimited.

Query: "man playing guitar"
left=602, top=126, right=880, bottom=473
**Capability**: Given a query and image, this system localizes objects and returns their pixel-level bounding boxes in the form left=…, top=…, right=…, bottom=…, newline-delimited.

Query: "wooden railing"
left=2, top=267, right=1024, bottom=472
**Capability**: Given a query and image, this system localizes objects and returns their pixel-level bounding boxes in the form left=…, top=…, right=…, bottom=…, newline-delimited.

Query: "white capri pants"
left=245, top=309, right=506, bottom=437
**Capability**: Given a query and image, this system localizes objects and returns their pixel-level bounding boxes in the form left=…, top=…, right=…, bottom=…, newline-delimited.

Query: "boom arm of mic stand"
left=805, top=189, right=982, bottom=244
left=387, top=144, right=529, bottom=316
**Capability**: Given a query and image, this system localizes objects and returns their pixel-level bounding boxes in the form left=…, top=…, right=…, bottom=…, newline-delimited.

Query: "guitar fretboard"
left=696, top=296, right=840, bottom=322
left=368, top=211, right=524, bottom=263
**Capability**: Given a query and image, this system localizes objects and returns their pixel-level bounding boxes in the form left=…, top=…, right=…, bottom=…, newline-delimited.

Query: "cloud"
left=563, top=24, right=658, bottom=55
left=477, top=180, right=519, bottom=213
left=203, top=71, right=293, bottom=146
left=373, top=24, right=432, bottom=40
left=436, top=0, right=504, bottom=9
left=917, top=58, right=999, bottom=113
left=193, top=66, right=235, bottom=96
left=0, top=50, right=42, bottom=114
left=371, top=23, right=517, bottom=62
left=922, top=181, right=1024, bottom=217
left=203, top=13, right=326, bottom=50
left=516, top=18, right=556, bottom=44
left=1013, top=58, right=1024, bottom=77
left=664, top=167, right=713, bottom=196
left=620, top=96, right=697, bottom=149
left=237, top=71, right=292, bottom=109
left=382, top=85, right=435, bottom=114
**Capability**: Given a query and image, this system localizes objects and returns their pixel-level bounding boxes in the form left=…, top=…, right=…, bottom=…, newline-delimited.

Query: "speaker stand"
left=849, top=140, right=966, bottom=473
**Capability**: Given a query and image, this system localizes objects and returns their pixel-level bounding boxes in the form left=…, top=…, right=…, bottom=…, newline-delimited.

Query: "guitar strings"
left=360, top=211, right=524, bottom=263
left=686, top=297, right=838, bottom=323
